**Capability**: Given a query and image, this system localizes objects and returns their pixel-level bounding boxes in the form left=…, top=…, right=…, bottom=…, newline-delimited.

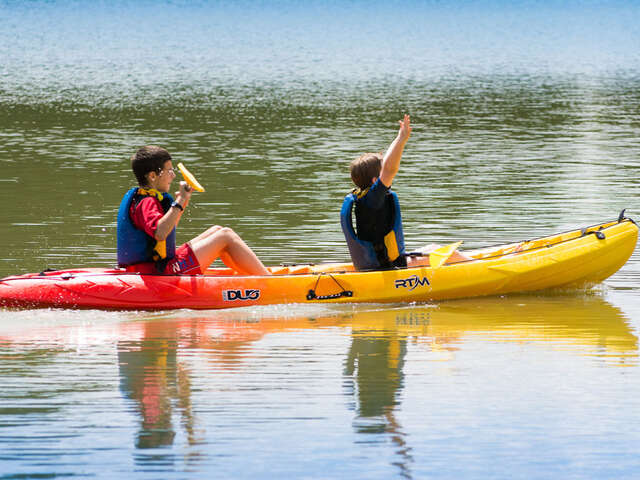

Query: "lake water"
left=1, top=1, right=639, bottom=478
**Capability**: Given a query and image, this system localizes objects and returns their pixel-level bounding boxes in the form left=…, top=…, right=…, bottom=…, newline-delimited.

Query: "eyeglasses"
left=159, top=168, right=176, bottom=176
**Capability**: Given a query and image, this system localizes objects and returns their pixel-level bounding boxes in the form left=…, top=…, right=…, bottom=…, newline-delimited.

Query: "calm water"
left=1, top=0, right=640, bottom=478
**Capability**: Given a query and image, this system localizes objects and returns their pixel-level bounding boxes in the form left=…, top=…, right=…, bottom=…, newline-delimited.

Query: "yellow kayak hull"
left=251, top=218, right=638, bottom=306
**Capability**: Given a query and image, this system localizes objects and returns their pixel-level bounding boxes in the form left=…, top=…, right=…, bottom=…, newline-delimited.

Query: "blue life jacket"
left=117, top=187, right=176, bottom=270
left=340, top=189, right=406, bottom=271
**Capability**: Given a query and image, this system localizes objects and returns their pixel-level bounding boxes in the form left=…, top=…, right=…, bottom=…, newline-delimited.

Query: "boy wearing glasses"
left=117, top=145, right=270, bottom=276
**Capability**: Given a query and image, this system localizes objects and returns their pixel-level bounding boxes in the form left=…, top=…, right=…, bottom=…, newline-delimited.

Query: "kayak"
left=0, top=215, right=637, bottom=311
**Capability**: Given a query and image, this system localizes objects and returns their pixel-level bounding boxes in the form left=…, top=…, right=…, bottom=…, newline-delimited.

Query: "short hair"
left=350, top=152, right=383, bottom=189
left=131, top=146, right=172, bottom=186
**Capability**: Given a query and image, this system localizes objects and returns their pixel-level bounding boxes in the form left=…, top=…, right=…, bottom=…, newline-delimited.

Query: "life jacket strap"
left=137, top=187, right=164, bottom=202
left=383, top=230, right=400, bottom=262
left=352, top=186, right=370, bottom=199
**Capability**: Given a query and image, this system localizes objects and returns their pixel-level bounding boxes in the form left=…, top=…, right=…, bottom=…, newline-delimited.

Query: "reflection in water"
left=345, top=335, right=407, bottom=426
left=113, top=294, right=637, bottom=477
left=0, top=295, right=634, bottom=476
left=344, top=327, right=412, bottom=478
left=118, top=321, right=198, bottom=452
left=340, top=296, right=638, bottom=479
left=424, top=295, right=638, bottom=366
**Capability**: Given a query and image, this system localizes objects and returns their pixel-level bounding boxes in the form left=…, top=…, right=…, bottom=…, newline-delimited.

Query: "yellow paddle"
left=429, top=241, right=463, bottom=269
left=177, top=162, right=205, bottom=192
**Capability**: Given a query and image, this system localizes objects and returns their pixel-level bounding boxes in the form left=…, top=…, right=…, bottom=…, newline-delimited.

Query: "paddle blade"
left=429, top=241, right=463, bottom=269
left=177, top=162, right=205, bottom=192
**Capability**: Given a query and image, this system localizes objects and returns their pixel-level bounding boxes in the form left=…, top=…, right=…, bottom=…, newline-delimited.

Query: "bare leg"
left=188, top=226, right=243, bottom=271
left=408, top=256, right=431, bottom=267
left=408, top=243, right=437, bottom=267
left=188, top=225, right=267, bottom=274
left=189, top=225, right=223, bottom=244
left=189, top=227, right=270, bottom=275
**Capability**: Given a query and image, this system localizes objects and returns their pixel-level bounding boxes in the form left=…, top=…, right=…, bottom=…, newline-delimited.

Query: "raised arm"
left=379, top=114, right=412, bottom=188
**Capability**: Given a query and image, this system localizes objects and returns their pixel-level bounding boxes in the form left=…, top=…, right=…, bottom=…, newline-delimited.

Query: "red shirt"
left=130, top=196, right=164, bottom=238
left=126, top=194, right=202, bottom=275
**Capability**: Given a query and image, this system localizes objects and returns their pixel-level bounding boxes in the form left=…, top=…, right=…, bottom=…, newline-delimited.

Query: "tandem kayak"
left=0, top=215, right=637, bottom=311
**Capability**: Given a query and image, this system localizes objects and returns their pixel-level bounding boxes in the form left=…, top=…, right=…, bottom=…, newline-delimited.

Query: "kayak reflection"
left=111, top=294, right=638, bottom=455
left=163, top=294, right=637, bottom=364
left=345, top=295, right=638, bottom=364
left=0, top=294, right=635, bottom=473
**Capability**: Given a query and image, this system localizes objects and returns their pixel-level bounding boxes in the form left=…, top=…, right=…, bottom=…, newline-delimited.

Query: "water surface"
left=1, top=1, right=639, bottom=478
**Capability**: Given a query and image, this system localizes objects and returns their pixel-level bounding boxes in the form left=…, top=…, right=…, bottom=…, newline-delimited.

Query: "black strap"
left=618, top=209, right=626, bottom=223
left=307, top=273, right=353, bottom=300
left=581, top=228, right=605, bottom=240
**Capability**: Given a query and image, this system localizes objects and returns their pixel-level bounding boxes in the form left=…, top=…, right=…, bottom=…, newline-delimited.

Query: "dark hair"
left=131, top=146, right=172, bottom=186
left=350, top=152, right=382, bottom=189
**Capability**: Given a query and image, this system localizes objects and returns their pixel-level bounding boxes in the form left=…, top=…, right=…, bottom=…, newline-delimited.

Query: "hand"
left=175, top=181, right=192, bottom=207
left=179, top=180, right=192, bottom=195
left=397, top=114, right=412, bottom=142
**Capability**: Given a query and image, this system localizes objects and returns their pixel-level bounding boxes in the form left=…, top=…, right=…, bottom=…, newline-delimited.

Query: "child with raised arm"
left=341, top=115, right=470, bottom=271
left=117, top=146, right=270, bottom=276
